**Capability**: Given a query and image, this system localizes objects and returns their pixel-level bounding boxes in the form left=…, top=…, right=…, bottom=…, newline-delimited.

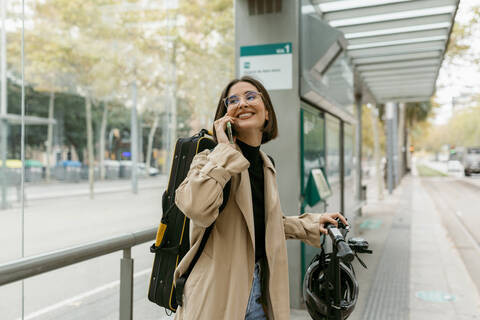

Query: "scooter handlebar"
left=336, top=240, right=354, bottom=263
left=327, top=226, right=354, bottom=263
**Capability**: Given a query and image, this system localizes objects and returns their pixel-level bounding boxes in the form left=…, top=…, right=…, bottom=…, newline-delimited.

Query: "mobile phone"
left=226, top=121, right=234, bottom=144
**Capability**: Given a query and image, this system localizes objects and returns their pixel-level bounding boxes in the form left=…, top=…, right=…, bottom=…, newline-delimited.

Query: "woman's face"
left=226, top=81, right=269, bottom=135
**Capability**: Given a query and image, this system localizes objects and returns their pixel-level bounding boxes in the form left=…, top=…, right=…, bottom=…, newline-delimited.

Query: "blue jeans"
left=245, top=261, right=267, bottom=320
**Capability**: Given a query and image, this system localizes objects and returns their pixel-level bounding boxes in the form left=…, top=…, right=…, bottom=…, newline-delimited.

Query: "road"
left=0, top=177, right=173, bottom=320
left=421, top=176, right=480, bottom=294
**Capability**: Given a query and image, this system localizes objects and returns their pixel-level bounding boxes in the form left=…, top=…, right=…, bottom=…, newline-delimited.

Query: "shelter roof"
left=307, top=0, right=460, bottom=103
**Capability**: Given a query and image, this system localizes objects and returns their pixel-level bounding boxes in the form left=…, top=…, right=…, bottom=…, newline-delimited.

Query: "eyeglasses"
left=223, top=91, right=263, bottom=109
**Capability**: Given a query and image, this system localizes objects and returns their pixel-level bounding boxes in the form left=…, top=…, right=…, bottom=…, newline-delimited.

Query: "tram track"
left=421, top=177, right=480, bottom=293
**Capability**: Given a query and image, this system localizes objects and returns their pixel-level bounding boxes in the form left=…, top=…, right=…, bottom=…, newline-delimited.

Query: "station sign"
left=239, top=42, right=292, bottom=90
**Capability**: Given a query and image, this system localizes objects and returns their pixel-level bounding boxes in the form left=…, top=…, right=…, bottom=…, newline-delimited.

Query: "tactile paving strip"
left=361, top=190, right=412, bottom=320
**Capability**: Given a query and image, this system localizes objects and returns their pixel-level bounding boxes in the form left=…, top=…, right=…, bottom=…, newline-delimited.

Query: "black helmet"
left=303, top=254, right=359, bottom=320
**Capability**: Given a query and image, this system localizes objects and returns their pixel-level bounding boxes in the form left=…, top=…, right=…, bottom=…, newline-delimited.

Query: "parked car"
left=463, top=147, right=480, bottom=176
left=447, top=160, right=463, bottom=172
left=118, top=161, right=159, bottom=178
left=137, top=162, right=160, bottom=176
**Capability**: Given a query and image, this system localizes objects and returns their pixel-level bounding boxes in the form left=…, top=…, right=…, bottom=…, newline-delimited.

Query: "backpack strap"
left=267, top=155, right=275, bottom=168
left=175, top=179, right=231, bottom=306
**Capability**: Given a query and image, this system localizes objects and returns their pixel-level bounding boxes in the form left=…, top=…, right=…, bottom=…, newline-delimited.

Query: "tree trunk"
left=99, top=103, right=108, bottom=180
left=146, top=114, right=159, bottom=173
left=85, top=94, right=94, bottom=199
left=168, top=39, right=178, bottom=176
left=46, top=91, right=55, bottom=182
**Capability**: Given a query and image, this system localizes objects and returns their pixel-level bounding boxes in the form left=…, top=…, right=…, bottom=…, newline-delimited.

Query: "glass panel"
left=320, top=53, right=354, bottom=114
left=302, top=108, right=325, bottom=191
left=325, top=114, right=341, bottom=212
left=344, top=123, right=357, bottom=217
left=300, top=0, right=354, bottom=115
left=0, top=0, right=234, bottom=318
left=300, top=106, right=326, bottom=280
left=0, top=0, right=24, bottom=318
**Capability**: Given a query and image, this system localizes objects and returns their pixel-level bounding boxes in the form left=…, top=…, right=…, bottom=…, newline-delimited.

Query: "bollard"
left=119, top=248, right=134, bottom=320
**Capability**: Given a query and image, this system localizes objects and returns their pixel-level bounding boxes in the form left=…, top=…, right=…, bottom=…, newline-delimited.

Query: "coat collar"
left=232, top=142, right=276, bottom=174
left=260, top=150, right=276, bottom=174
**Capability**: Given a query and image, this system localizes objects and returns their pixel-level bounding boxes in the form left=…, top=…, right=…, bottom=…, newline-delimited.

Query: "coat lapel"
left=233, top=144, right=255, bottom=248
left=260, top=150, right=278, bottom=245
left=232, top=146, right=278, bottom=251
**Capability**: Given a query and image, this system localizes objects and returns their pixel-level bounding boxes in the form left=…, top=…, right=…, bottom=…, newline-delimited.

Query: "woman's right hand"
left=214, top=105, right=239, bottom=146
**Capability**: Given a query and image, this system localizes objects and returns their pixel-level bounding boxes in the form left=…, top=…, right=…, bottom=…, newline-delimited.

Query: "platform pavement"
left=291, top=169, right=480, bottom=319
left=348, top=171, right=480, bottom=320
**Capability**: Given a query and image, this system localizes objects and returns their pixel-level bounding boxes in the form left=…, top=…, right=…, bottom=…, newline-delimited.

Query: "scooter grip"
left=336, top=240, right=354, bottom=263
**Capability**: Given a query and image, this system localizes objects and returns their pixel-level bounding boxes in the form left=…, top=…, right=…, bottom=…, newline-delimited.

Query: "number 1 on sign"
left=285, top=44, right=290, bottom=53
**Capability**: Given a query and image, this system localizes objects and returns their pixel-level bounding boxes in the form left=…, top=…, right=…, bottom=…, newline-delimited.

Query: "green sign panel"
left=240, top=42, right=292, bottom=56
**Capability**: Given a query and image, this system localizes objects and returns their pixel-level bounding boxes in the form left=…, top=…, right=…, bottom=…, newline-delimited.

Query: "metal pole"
left=340, top=122, right=344, bottom=214
left=119, top=248, right=134, bottom=320
left=138, top=112, right=143, bottom=164
left=86, top=95, right=94, bottom=199
left=20, top=2, right=25, bottom=317
left=46, top=92, right=54, bottom=182
left=0, top=0, right=7, bottom=210
left=371, top=105, right=383, bottom=200
left=397, top=103, right=406, bottom=180
left=131, top=81, right=138, bottom=194
left=386, top=102, right=394, bottom=194
left=355, top=93, right=362, bottom=215
left=393, top=103, right=399, bottom=187
left=0, top=120, right=7, bottom=209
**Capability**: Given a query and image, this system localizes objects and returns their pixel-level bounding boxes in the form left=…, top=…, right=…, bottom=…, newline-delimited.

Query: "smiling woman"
left=172, top=76, right=348, bottom=320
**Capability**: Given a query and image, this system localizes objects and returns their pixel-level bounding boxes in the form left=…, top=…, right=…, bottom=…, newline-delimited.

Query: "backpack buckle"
left=175, top=276, right=187, bottom=306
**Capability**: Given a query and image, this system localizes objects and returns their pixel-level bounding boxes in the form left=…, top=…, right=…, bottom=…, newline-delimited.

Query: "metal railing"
left=0, top=227, right=157, bottom=320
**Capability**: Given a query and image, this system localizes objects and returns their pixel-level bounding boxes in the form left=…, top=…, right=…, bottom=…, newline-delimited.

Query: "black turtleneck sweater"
left=236, top=138, right=266, bottom=262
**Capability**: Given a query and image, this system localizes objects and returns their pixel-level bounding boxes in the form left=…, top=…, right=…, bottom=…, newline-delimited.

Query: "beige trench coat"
left=173, top=143, right=323, bottom=320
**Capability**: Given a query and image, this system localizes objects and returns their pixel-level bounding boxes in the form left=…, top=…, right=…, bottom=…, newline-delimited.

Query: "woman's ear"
left=265, top=110, right=269, bottom=121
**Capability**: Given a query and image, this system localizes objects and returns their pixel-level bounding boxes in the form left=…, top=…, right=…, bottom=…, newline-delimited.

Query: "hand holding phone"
left=213, top=105, right=239, bottom=146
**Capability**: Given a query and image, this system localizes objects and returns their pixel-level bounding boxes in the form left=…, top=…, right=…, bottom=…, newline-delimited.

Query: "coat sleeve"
left=175, top=143, right=249, bottom=228
left=282, top=213, right=323, bottom=248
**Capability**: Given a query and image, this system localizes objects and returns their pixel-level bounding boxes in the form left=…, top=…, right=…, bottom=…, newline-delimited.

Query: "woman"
left=173, top=76, right=348, bottom=320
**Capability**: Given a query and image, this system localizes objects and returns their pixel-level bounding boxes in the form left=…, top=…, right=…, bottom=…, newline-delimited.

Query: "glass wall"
left=325, top=114, right=341, bottom=212
left=1, top=0, right=234, bottom=318
left=300, top=106, right=326, bottom=278
left=301, top=107, right=325, bottom=192
left=344, top=123, right=357, bottom=217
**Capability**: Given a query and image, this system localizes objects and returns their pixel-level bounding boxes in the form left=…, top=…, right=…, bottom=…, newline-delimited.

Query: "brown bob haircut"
left=212, top=76, right=278, bottom=144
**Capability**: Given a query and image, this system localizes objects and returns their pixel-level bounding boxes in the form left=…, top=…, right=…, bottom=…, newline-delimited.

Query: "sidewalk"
left=345, top=170, right=480, bottom=320
left=3, top=175, right=167, bottom=204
